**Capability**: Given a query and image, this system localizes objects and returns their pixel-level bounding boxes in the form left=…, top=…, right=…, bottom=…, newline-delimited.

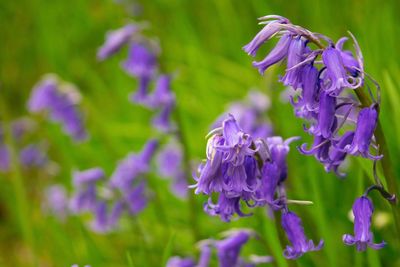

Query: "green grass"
left=0, top=0, right=400, bottom=266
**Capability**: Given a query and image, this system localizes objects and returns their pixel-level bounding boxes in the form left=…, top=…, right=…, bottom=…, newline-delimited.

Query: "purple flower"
left=123, top=180, right=148, bottom=215
left=69, top=168, right=105, bottom=213
left=197, top=244, right=212, bottom=267
left=281, top=211, right=324, bottom=259
left=204, top=194, right=247, bottom=222
left=97, top=24, right=137, bottom=60
left=291, top=64, right=319, bottom=117
left=19, top=144, right=47, bottom=168
left=342, top=106, right=382, bottom=159
left=156, top=141, right=188, bottom=198
left=299, top=135, right=331, bottom=163
left=130, top=75, right=152, bottom=104
left=324, top=131, right=355, bottom=175
left=110, top=139, right=158, bottom=189
left=343, top=196, right=386, bottom=251
left=0, top=144, right=10, bottom=172
left=146, top=75, right=175, bottom=108
left=266, top=136, right=298, bottom=182
left=122, top=43, right=157, bottom=78
left=254, top=161, right=280, bottom=208
left=243, top=16, right=289, bottom=56
left=44, top=185, right=68, bottom=219
left=321, top=47, right=361, bottom=96
left=252, top=34, right=292, bottom=75
left=335, top=37, right=361, bottom=76
left=215, top=115, right=255, bottom=166
left=281, top=36, right=308, bottom=89
left=152, top=102, right=175, bottom=132
left=216, top=231, right=250, bottom=267
left=307, top=91, right=337, bottom=139
left=193, top=134, right=225, bottom=195
left=28, top=76, right=87, bottom=141
left=90, top=200, right=124, bottom=233
left=166, top=256, right=196, bottom=267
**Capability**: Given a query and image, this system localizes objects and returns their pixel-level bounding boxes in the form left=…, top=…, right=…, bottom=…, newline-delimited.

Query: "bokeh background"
left=1, top=0, right=400, bottom=266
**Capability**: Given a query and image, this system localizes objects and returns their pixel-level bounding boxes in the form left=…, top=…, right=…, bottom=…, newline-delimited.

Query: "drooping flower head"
left=243, top=15, right=374, bottom=177
left=281, top=211, right=324, bottom=259
left=343, top=196, right=386, bottom=251
left=28, top=75, right=87, bottom=141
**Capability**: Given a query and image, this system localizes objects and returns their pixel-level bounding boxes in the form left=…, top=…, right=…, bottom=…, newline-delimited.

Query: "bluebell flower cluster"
left=28, top=75, right=87, bottom=141
left=98, top=24, right=175, bottom=133
left=244, top=15, right=389, bottom=253
left=63, top=140, right=159, bottom=232
left=243, top=15, right=381, bottom=176
left=194, top=113, right=323, bottom=259
left=167, top=230, right=273, bottom=267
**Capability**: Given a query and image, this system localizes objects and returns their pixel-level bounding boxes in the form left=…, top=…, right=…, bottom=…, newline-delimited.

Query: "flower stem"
left=355, top=87, right=400, bottom=237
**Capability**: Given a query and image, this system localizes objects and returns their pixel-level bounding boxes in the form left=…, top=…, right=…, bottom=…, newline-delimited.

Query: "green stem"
left=355, top=88, right=400, bottom=237
left=174, top=104, right=200, bottom=241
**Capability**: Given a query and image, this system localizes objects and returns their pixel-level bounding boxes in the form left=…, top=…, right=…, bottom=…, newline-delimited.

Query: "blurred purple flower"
left=44, top=185, right=68, bottom=219
left=19, top=144, right=47, bottom=168
left=343, top=196, right=386, bottom=251
left=156, top=140, right=188, bottom=198
left=28, top=76, right=87, bottom=141
left=0, top=144, right=10, bottom=172
left=109, top=139, right=158, bottom=189
left=97, top=24, right=137, bottom=60
left=69, top=168, right=105, bottom=213
left=166, top=256, right=196, bottom=267
left=216, top=231, right=250, bottom=267
left=122, top=43, right=157, bottom=78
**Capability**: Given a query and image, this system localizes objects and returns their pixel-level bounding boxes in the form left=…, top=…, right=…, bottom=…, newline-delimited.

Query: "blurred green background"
left=1, top=0, right=400, bottom=266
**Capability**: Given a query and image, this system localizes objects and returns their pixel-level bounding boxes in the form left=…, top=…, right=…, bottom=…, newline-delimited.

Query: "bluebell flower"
left=266, top=136, right=298, bottom=182
left=28, top=75, right=87, bottom=141
left=342, top=105, right=382, bottom=160
left=281, top=211, right=324, bottom=259
left=122, top=43, right=157, bottom=78
left=152, top=102, right=175, bottom=132
left=69, top=168, right=105, bottom=213
left=19, top=144, right=47, bottom=168
left=299, top=135, right=331, bottom=163
left=204, top=194, right=247, bottom=222
left=343, top=196, right=386, bottom=251
left=156, top=140, right=188, bottom=198
left=335, top=37, right=360, bottom=76
left=321, top=47, right=361, bottom=96
left=308, top=91, right=337, bottom=139
left=281, top=36, right=308, bottom=89
left=216, top=231, right=251, bottom=267
left=252, top=34, right=292, bottom=75
left=254, top=161, right=280, bottom=208
left=109, top=139, right=158, bottom=189
left=44, top=185, right=68, bottom=219
left=324, top=131, right=355, bottom=175
left=97, top=24, right=137, bottom=60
